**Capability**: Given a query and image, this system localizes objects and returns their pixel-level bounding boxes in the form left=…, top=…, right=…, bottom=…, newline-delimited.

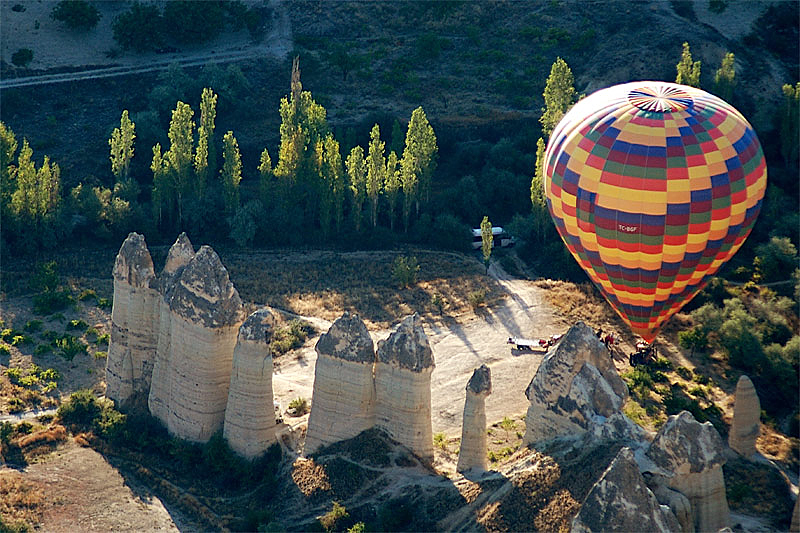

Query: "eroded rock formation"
left=305, top=312, right=376, bottom=454
left=457, top=365, right=491, bottom=473
left=375, top=313, right=435, bottom=463
left=148, top=233, right=195, bottom=424
left=106, top=232, right=158, bottom=407
left=224, top=309, right=278, bottom=459
left=523, top=322, right=631, bottom=446
left=164, top=245, right=243, bottom=442
left=728, top=375, right=760, bottom=457
left=645, top=411, right=730, bottom=532
left=571, top=447, right=681, bottom=533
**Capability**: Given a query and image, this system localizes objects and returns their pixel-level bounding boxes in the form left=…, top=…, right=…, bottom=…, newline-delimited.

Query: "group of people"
left=595, top=328, right=616, bottom=350
left=595, top=327, right=656, bottom=367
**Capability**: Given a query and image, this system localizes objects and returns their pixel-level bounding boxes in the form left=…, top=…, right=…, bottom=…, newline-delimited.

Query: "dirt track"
left=272, top=261, right=570, bottom=438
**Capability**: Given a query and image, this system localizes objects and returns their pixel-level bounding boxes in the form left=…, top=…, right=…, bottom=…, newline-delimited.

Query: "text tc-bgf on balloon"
left=544, top=81, right=767, bottom=342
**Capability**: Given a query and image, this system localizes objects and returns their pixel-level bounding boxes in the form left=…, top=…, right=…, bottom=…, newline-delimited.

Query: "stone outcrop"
left=164, top=246, right=243, bottom=442
left=305, top=312, right=376, bottom=455
left=645, top=411, right=730, bottom=532
left=457, top=365, right=491, bottom=473
left=223, top=309, right=278, bottom=459
left=148, top=233, right=195, bottom=424
left=523, top=322, right=630, bottom=446
left=728, top=375, right=760, bottom=457
left=571, top=447, right=681, bottom=533
left=375, top=314, right=435, bottom=463
left=106, top=232, right=159, bottom=407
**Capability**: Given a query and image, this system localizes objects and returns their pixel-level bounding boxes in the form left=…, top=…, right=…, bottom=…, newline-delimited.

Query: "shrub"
left=431, top=292, right=444, bottom=314
left=433, top=432, right=447, bottom=450
left=270, top=319, right=314, bottom=355
left=97, top=298, right=112, bottom=310
left=78, top=289, right=97, bottom=301
left=51, top=0, right=100, bottom=30
left=11, top=334, right=33, bottom=346
left=57, top=389, right=101, bottom=426
left=468, top=289, right=487, bottom=310
left=288, top=397, right=308, bottom=416
left=33, top=290, right=74, bottom=315
left=319, top=501, right=349, bottom=533
left=29, top=261, right=59, bottom=293
left=5, top=367, right=22, bottom=384
left=11, top=48, right=33, bottom=67
left=95, top=333, right=110, bottom=345
left=392, top=255, right=419, bottom=288
left=94, top=351, right=107, bottom=359
left=23, top=320, right=42, bottom=332
left=56, top=335, right=87, bottom=360
left=675, top=366, right=693, bottom=380
left=66, top=319, right=88, bottom=331
left=112, top=2, right=166, bottom=52
left=0, top=344, right=10, bottom=356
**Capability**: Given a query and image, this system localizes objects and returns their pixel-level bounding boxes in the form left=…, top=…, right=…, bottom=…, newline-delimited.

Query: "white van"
left=471, top=227, right=516, bottom=249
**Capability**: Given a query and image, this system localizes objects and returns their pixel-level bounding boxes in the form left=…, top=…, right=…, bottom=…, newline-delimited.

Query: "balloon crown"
left=627, top=84, right=694, bottom=113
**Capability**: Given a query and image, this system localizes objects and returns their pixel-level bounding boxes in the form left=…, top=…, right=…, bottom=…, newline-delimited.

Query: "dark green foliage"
left=430, top=214, right=471, bottom=252
left=112, top=2, right=165, bottom=52
left=377, top=498, right=413, bottom=532
left=678, top=326, right=708, bottom=354
left=270, top=319, right=315, bottom=355
left=32, top=290, right=73, bottom=315
left=319, top=501, right=350, bottom=533
left=51, top=0, right=100, bottom=30
left=662, top=384, right=725, bottom=435
left=392, top=256, right=419, bottom=288
left=11, top=49, right=33, bottom=67
left=55, top=335, right=87, bottom=360
left=57, top=389, right=103, bottom=426
left=163, top=1, right=226, bottom=44
left=708, top=0, right=728, bottom=13
left=28, top=262, right=59, bottom=293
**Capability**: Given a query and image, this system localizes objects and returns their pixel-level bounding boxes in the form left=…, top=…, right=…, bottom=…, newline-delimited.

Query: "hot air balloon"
left=544, top=81, right=767, bottom=342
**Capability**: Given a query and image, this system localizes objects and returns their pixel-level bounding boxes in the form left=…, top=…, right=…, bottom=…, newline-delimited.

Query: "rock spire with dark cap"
left=112, top=232, right=155, bottom=287
left=458, top=365, right=492, bottom=473
left=376, top=313, right=434, bottom=372
left=315, top=311, right=375, bottom=363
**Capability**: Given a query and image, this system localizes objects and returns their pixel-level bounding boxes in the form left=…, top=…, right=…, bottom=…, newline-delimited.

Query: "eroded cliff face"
left=224, top=308, right=278, bottom=459
left=457, top=365, right=491, bottom=473
left=375, top=313, right=435, bottom=463
left=305, top=312, right=376, bottom=455
left=106, top=232, right=158, bottom=407
left=523, top=322, right=633, bottom=446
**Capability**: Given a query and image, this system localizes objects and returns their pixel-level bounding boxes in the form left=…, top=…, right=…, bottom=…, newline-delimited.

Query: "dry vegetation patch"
left=0, top=470, right=45, bottom=530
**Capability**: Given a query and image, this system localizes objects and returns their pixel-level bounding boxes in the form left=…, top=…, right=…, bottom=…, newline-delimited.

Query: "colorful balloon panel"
left=544, top=82, right=767, bottom=342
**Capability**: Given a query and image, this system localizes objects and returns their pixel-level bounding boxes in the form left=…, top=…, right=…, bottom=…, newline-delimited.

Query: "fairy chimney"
left=645, top=411, right=730, bottom=532
left=375, top=314, right=435, bottom=463
left=728, top=375, right=760, bottom=457
left=305, top=312, right=376, bottom=455
left=164, top=245, right=243, bottom=442
left=106, top=232, right=158, bottom=407
left=224, top=308, right=278, bottom=459
left=148, top=233, right=195, bottom=425
left=457, top=365, right=492, bottom=473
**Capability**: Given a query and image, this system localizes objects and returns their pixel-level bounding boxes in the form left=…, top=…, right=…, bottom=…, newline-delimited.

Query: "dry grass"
left=223, top=249, right=504, bottom=328
left=534, top=280, right=618, bottom=327
left=0, top=471, right=46, bottom=529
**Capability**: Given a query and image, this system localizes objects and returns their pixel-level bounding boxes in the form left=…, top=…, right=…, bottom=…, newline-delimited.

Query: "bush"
left=33, top=290, right=74, bottom=315
left=78, top=289, right=97, bottom=301
left=0, top=344, right=10, bottom=356
left=112, top=2, right=165, bottom=52
left=56, top=335, right=87, bottom=360
left=51, top=0, right=100, bottom=30
left=11, top=48, right=33, bottom=67
left=392, top=255, right=419, bottom=288
left=319, top=501, right=349, bottom=533
left=24, top=320, right=42, bottom=332
left=288, top=397, right=308, bottom=416
left=95, top=333, right=110, bottom=345
left=57, top=389, right=102, bottom=426
left=270, top=319, right=314, bottom=355
left=468, top=289, right=487, bottom=310
left=66, top=319, right=88, bottom=331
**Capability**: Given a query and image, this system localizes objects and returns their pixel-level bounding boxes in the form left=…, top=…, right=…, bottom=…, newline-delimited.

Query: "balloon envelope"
left=544, top=81, right=767, bottom=342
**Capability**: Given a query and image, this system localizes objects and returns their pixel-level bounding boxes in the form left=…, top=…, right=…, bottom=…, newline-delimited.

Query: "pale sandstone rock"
left=106, top=232, right=158, bottom=407
left=224, top=308, right=277, bottom=459
left=646, top=411, right=730, bottom=532
left=728, top=375, right=760, bottom=457
left=571, top=447, right=681, bottom=533
left=148, top=233, right=195, bottom=425
left=375, top=314, right=435, bottom=463
left=305, top=312, right=376, bottom=455
left=523, top=322, right=628, bottom=446
left=165, top=246, right=243, bottom=442
left=457, top=365, right=492, bottom=473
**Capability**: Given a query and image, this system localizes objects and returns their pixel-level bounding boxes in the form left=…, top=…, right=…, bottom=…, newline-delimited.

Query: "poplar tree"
left=346, top=145, right=366, bottom=232
left=1, top=122, right=18, bottom=218
left=257, top=147, right=273, bottom=205
left=151, top=143, right=172, bottom=225
left=541, top=57, right=576, bottom=138
left=676, top=42, right=701, bottom=87
left=780, top=82, right=800, bottom=166
left=384, top=150, right=400, bottom=231
left=195, top=88, right=218, bottom=193
left=220, top=131, right=242, bottom=215
left=10, top=140, right=60, bottom=225
left=714, top=52, right=735, bottom=102
left=480, top=215, right=492, bottom=273
left=165, top=101, right=195, bottom=227
left=530, top=137, right=549, bottom=244
left=322, top=135, right=345, bottom=234
left=109, top=110, right=135, bottom=182
left=400, top=106, right=437, bottom=219
left=366, top=124, right=385, bottom=228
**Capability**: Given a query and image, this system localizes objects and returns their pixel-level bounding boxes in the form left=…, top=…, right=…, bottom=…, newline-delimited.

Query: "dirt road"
left=272, top=261, right=569, bottom=438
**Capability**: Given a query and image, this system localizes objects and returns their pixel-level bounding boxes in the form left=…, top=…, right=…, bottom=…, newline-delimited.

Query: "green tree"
left=753, top=237, right=798, bottom=284
left=257, top=147, right=273, bottom=205
left=112, top=2, right=165, bottom=52
left=220, top=131, right=242, bottom=215
left=150, top=143, right=172, bottom=226
left=165, top=101, right=195, bottom=227
left=676, top=42, right=701, bottom=87
left=540, top=57, right=576, bottom=138
left=384, top=150, right=400, bottom=231
left=109, top=110, right=135, bottom=182
left=10, top=140, right=61, bottom=235
left=0, top=122, right=18, bottom=220
left=194, top=88, right=218, bottom=194
left=321, top=135, right=345, bottom=235
left=400, top=107, right=438, bottom=215
left=780, top=82, right=799, bottom=166
left=51, top=0, right=100, bottom=30
left=481, top=215, right=492, bottom=273
left=346, top=145, right=366, bottom=232
left=366, top=124, right=385, bottom=228
left=714, top=52, right=735, bottom=102
left=390, top=119, right=405, bottom=155
left=529, top=137, right=551, bottom=244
